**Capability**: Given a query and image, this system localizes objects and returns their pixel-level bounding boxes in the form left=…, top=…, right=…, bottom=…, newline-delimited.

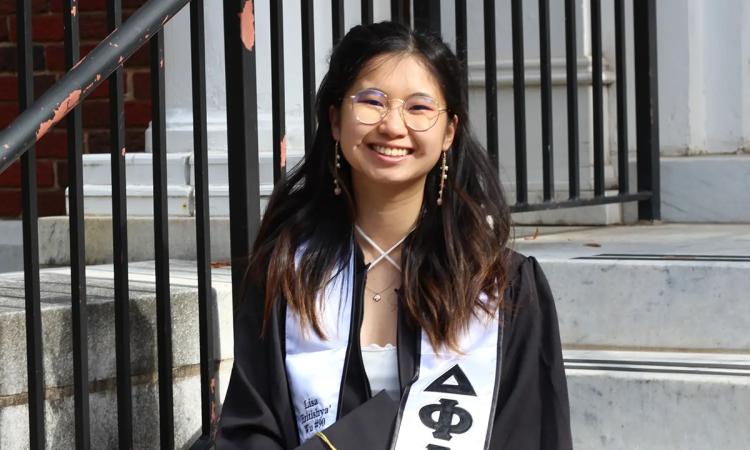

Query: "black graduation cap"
left=295, top=391, right=399, bottom=450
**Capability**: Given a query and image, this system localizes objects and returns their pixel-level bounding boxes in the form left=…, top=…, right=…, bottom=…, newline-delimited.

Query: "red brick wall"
left=0, top=0, right=152, bottom=217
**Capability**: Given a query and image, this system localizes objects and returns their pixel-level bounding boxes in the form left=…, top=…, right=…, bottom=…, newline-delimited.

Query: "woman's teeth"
left=372, top=145, right=411, bottom=157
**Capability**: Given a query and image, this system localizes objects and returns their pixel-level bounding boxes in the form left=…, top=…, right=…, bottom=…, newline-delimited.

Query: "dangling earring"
left=333, top=141, right=342, bottom=196
left=437, top=150, right=448, bottom=206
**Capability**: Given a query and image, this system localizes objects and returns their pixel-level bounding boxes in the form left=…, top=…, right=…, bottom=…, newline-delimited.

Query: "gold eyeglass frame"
left=349, top=89, right=449, bottom=132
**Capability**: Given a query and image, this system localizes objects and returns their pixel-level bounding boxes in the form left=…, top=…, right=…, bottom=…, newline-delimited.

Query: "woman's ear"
left=329, top=105, right=341, bottom=141
left=442, top=115, right=459, bottom=151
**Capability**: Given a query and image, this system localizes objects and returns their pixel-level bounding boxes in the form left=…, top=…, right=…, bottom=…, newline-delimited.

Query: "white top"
left=361, top=343, right=400, bottom=400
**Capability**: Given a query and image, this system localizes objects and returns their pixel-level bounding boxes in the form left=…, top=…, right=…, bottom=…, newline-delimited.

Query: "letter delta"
left=417, top=364, right=477, bottom=448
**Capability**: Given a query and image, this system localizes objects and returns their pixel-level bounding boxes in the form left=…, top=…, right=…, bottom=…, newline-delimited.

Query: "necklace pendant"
left=373, top=294, right=382, bottom=302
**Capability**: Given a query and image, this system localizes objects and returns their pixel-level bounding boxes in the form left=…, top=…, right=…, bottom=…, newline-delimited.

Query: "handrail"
left=0, top=0, right=189, bottom=174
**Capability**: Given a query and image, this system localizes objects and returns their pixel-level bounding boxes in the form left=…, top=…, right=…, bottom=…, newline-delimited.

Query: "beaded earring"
left=333, top=141, right=342, bottom=196
left=437, top=150, right=448, bottom=206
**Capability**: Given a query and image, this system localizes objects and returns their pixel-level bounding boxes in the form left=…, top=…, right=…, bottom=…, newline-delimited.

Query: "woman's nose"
left=378, top=104, right=408, bottom=136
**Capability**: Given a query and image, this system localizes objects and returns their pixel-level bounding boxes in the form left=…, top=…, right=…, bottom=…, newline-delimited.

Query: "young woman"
left=217, top=22, right=572, bottom=450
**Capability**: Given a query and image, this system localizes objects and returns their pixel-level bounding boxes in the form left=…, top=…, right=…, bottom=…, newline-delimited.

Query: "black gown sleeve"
left=490, top=254, right=573, bottom=449
left=215, top=285, right=290, bottom=450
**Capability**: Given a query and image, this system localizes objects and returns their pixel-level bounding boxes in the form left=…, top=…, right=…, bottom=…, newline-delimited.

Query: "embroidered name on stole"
left=285, top=256, right=354, bottom=444
left=391, top=300, right=503, bottom=450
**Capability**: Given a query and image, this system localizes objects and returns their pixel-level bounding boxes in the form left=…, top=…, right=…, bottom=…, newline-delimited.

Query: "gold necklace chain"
left=364, top=276, right=399, bottom=302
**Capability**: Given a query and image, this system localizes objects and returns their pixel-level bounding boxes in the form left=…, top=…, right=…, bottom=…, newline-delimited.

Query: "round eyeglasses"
left=350, top=88, right=448, bottom=132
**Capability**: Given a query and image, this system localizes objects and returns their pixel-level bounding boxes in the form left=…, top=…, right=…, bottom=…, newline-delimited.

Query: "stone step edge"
left=536, top=255, right=750, bottom=266
left=563, top=349, right=750, bottom=377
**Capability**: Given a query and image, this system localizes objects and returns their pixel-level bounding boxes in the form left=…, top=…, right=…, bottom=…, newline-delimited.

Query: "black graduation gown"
left=216, top=251, right=573, bottom=449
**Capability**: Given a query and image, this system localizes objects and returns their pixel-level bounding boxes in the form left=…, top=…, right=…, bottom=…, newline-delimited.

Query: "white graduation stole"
left=285, top=255, right=354, bottom=444
left=391, top=299, right=503, bottom=450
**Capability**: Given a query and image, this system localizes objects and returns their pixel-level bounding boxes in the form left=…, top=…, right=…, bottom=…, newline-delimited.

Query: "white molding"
left=468, top=57, right=615, bottom=88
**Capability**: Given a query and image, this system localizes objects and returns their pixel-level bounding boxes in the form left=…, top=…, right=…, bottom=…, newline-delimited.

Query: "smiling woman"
left=217, top=21, right=572, bottom=450
left=331, top=55, right=456, bottom=198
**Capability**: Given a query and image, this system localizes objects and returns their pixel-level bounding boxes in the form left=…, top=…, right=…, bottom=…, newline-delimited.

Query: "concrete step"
left=515, top=224, right=750, bottom=352
left=37, top=216, right=233, bottom=265
left=565, top=349, right=750, bottom=450
left=0, top=220, right=22, bottom=274
left=76, top=151, right=305, bottom=216
left=0, top=261, right=233, bottom=448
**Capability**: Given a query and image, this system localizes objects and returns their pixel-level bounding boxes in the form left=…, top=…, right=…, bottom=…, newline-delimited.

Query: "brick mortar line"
left=0, top=357, right=233, bottom=408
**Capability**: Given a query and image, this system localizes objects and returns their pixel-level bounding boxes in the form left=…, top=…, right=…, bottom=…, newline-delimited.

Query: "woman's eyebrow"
left=360, top=86, right=388, bottom=94
left=358, top=87, right=437, bottom=99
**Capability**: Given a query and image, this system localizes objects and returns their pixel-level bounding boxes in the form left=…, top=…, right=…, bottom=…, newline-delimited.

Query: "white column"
left=646, top=0, right=750, bottom=156
left=655, top=0, right=750, bottom=222
left=145, top=1, right=228, bottom=154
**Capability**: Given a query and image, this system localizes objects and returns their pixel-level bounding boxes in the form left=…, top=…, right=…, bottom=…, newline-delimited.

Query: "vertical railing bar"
left=106, top=0, right=133, bottom=447
left=223, top=0, right=261, bottom=311
left=17, top=0, right=44, bottom=447
left=614, top=0, right=629, bottom=194
left=591, top=0, right=605, bottom=197
left=483, top=0, right=499, bottom=168
left=149, top=29, right=174, bottom=449
left=301, top=0, right=316, bottom=155
left=391, top=0, right=409, bottom=25
left=332, top=0, right=345, bottom=45
left=633, top=0, right=661, bottom=220
left=361, top=0, right=373, bottom=25
left=455, top=0, right=468, bottom=93
left=271, top=0, right=287, bottom=183
left=564, top=0, right=580, bottom=199
left=510, top=0, right=528, bottom=204
left=414, top=0, right=441, bottom=34
left=190, top=0, right=217, bottom=440
left=64, top=0, right=90, bottom=447
left=538, top=0, right=554, bottom=201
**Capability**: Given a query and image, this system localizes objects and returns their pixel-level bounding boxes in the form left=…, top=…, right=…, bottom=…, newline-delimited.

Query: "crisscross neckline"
left=355, top=225, right=414, bottom=272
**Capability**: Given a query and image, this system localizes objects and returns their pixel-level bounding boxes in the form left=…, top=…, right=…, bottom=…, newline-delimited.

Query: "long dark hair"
left=249, top=21, right=511, bottom=351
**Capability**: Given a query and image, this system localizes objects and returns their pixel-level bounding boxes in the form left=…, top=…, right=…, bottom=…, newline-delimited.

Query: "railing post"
left=413, top=0, right=440, bottom=34
left=223, top=0, right=261, bottom=312
left=16, top=0, right=45, bottom=448
left=454, top=0, right=468, bottom=92
left=271, top=0, right=287, bottom=182
left=332, top=0, right=345, bottom=44
left=191, top=0, right=218, bottom=444
left=483, top=0, right=499, bottom=169
left=63, top=0, right=91, bottom=447
left=633, top=0, right=661, bottom=221
left=150, top=27, right=174, bottom=450
left=106, top=0, right=134, bottom=445
left=391, top=0, right=410, bottom=25
left=301, top=0, right=316, bottom=155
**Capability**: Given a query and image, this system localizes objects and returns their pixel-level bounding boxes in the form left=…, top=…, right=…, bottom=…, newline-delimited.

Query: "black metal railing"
left=0, top=0, right=660, bottom=448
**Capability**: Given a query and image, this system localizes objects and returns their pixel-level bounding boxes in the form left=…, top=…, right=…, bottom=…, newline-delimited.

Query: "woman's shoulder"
left=502, top=248, right=556, bottom=320
left=504, top=248, right=546, bottom=286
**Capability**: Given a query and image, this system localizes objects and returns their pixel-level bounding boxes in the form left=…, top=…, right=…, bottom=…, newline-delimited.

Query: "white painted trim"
left=467, top=57, right=615, bottom=87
